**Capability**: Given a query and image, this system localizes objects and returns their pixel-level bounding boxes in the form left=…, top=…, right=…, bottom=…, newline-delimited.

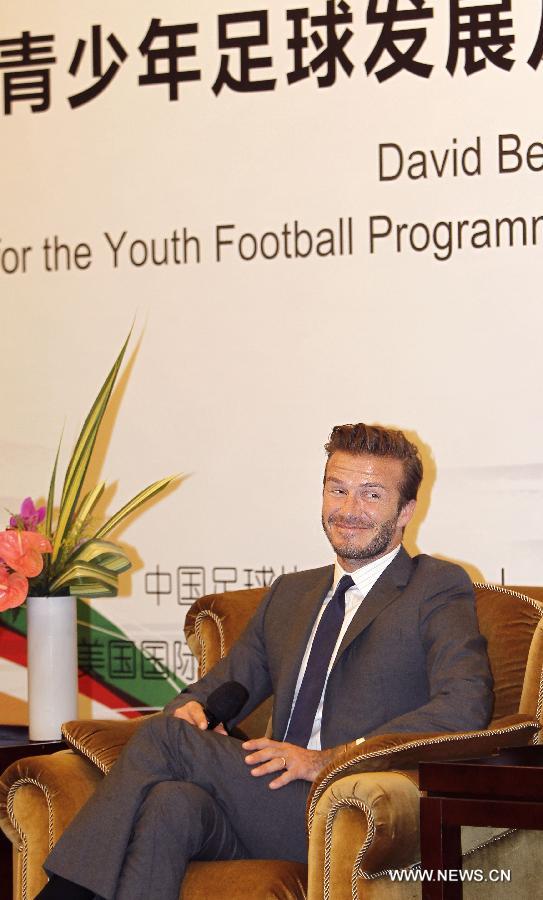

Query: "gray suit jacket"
left=165, top=548, right=493, bottom=748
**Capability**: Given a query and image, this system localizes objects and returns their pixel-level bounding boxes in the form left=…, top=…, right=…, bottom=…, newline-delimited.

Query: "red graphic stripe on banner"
left=78, top=673, right=142, bottom=718
left=0, top=624, right=141, bottom=719
left=0, top=626, right=27, bottom=667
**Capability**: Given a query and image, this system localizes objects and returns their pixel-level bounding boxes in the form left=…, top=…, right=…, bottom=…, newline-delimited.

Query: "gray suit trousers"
left=45, top=716, right=310, bottom=900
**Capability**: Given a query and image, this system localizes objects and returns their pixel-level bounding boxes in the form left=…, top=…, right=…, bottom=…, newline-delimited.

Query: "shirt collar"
left=333, top=543, right=402, bottom=594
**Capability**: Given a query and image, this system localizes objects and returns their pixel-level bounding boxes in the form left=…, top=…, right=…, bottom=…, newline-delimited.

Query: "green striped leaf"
left=62, top=482, right=106, bottom=558
left=68, top=539, right=131, bottom=574
left=60, top=332, right=130, bottom=508
left=49, top=561, right=119, bottom=597
left=51, top=420, right=99, bottom=564
left=46, top=437, right=61, bottom=540
left=52, top=331, right=131, bottom=563
left=94, top=475, right=179, bottom=540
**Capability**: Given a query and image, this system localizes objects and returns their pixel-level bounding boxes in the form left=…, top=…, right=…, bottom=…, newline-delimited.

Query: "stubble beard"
left=322, top=514, right=399, bottom=563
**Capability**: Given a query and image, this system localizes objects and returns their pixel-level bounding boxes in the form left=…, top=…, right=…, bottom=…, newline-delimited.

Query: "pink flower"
left=0, top=564, right=28, bottom=611
left=9, top=497, right=46, bottom=532
left=0, top=530, right=53, bottom=578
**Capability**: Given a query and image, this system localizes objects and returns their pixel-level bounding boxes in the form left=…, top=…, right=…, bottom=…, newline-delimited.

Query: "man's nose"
left=339, top=493, right=363, bottom=515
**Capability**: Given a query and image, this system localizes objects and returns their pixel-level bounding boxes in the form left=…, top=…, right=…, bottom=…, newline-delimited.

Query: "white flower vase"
left=26, top=595, right=78, bottom=741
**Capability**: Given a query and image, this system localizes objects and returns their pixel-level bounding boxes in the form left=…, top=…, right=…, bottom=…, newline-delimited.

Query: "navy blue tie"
left=285, top=574, right=354, bottom=747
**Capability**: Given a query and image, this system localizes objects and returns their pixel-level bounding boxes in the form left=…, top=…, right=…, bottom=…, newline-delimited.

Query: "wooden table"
left=419, top=745, right=543, bottom=899
left=0, top=727, right=65, bottom=900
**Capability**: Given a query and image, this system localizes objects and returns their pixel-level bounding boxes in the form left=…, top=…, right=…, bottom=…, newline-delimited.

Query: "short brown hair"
left=324, top=423, right=423, bottom=508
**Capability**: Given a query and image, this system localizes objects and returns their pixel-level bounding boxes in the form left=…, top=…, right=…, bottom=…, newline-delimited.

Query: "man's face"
left=322, top=451, right=416, bottom=572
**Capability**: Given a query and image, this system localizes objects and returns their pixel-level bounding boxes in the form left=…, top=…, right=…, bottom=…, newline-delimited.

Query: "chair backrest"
left=184, top=583, right=543, bottom=737
left=185, top=587, right=267, bottom=675
left=473, top=584, right=543, bottom=726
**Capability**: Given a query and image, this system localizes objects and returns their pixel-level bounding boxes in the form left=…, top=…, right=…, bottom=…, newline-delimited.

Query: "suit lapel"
left=333, top=546, right=414, bottom=665
left=273, top=566, right=334, bottom=738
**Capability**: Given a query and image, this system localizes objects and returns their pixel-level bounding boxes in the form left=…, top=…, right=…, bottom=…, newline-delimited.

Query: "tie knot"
left=334, top=574, right=355, bottom=602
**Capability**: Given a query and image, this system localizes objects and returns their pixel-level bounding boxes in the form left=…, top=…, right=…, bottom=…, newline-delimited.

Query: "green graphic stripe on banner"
left=76, top=599, right=185, bottom=707
left=0, top=600, right=186, bottom=709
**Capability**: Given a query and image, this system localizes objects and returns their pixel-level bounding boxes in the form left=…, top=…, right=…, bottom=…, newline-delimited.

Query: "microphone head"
left=204, top=681, right=249, bottom=728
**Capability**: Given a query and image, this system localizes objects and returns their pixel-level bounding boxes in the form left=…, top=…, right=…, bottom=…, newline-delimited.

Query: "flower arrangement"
left=0, top=333, right=177, bottom=611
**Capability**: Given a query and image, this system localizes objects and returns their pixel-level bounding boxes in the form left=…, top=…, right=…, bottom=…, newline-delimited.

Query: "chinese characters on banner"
left=77, top=632, right=199, bottom=686
left=73, top=562, right=297, bottom=703
left=1, top=1, right=543, bottom=114
left=145, top=562, right=297, bottom=604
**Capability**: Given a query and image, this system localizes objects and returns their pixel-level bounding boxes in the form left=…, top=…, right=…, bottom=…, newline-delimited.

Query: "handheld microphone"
left=203, top=681, right=249, bottom=731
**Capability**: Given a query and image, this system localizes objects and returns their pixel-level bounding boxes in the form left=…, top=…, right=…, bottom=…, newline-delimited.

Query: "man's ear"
left=398, top=499, right=416, bottom=529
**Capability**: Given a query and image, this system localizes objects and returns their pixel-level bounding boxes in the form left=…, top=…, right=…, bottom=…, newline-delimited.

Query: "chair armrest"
left=307, top=770, right=420, bottom=900
left=61, top=715, right=149, bottom=773
left=307, top=713, right=540, bottom=831
left=0, top=749, right=103, bottom=900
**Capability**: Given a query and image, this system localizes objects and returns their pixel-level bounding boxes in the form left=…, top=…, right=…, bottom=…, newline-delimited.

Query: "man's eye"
left=365, top=491, right=381, bottom=501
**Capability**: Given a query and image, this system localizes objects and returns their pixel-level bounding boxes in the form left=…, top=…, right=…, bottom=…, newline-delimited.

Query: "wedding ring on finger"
left=279, top=755, right=287, bottom=770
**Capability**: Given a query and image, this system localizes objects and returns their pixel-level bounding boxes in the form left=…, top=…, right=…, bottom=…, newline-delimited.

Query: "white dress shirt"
left=284, top=544, right=402, bottom=750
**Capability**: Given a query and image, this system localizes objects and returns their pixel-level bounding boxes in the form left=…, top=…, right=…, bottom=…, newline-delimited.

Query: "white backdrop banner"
left=1, top=0, right=542, bottom=718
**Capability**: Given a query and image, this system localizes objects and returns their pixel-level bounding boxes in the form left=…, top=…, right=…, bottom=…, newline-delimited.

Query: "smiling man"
left=40, top=423, right=493, bottom=900
left=322, top=438, right=417, bottom=567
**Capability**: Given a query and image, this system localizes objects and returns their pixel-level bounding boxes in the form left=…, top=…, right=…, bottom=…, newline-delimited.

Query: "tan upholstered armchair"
left=1, top=582, right=543, bottom=900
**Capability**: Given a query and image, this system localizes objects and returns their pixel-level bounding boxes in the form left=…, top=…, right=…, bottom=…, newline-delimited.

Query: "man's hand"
left=173, top=701, right=227, bottom=735
left=242, top=737, right=338, bottom=789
